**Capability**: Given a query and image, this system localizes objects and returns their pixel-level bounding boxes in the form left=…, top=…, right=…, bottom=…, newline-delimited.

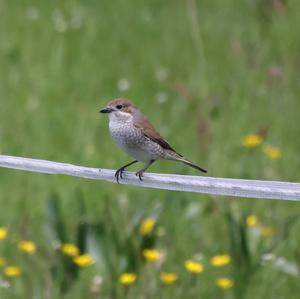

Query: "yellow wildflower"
left=61, top=243, right=80, bottom=257
left=0, top=227, right=8, bottom=240
left=0, top=257, right=6, bottom=267
left=119, top=273, right=136, bottom=285
left=18, top=240, right=36, bottom=254
left=160, top=272, right=178, bottom=284
left=210, top=255, right=231, bottom=267
left=216, top=277, right=234, bottom=289
left=4, top=266, right=21, bottom=278
left=260, top=226, right=276, bottom=237
left=73, top=254, right=95, bottom=267
left=142, top=249, right=161, bottom=262
left=184, top=260, right=204, bottom=273
left=242, top=134, right=263, bottom=148
left=246, top=215, right=258, bottom=227
left=139, top=218, right=156, bottom=235
left=263, top=145, right=281, bottom=160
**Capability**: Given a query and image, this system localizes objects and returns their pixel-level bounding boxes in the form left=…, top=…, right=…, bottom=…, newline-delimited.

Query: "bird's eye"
left=116, top=104, right=123, bottom=110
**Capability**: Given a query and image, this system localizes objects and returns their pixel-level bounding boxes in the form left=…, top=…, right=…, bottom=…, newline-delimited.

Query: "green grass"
left=0, top=0, right=300, bottom=298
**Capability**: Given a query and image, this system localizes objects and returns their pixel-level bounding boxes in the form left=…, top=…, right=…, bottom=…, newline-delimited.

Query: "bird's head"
left=99, top=98, right=137, bottom=122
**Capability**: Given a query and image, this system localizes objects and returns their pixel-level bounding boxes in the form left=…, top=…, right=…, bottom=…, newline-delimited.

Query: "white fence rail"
left=0, top=155, right=299, bottom=202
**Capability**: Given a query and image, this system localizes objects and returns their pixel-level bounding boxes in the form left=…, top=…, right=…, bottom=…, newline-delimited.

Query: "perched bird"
left=100, top=98, right=207, bottom=182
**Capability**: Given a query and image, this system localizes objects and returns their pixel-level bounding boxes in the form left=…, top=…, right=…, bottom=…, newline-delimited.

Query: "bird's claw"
left=115, top=168, right=124, bottom=183
left=135, top=170, right=144, bottom=181
left=115, top=168, right=144, bottom=182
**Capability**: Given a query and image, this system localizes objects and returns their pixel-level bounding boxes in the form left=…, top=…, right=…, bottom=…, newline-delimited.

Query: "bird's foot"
left=135, top=170, right=144, bottom=181
left=115, top=167, right=125, bottom=183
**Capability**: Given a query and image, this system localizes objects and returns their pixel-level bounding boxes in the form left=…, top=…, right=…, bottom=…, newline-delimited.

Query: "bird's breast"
left=109, top=121, right=141, bottom=144
left=109, top=121, right=144, bottom=151
left=108, top=120, right=164, bottom=162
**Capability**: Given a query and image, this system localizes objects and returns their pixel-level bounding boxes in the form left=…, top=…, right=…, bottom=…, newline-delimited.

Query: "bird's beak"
left=99, top=107, right=113, bottom=113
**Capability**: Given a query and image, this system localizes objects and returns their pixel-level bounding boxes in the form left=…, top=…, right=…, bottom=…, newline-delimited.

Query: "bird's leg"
left=135, top=160, right=155, bottom=181
left=115, top=160, right=138, bottom=183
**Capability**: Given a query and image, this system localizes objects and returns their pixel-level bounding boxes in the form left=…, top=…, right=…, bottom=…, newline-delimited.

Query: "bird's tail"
left=179, top=158, right=207, bottom=173
left=168, top=152, right=207, bottom=173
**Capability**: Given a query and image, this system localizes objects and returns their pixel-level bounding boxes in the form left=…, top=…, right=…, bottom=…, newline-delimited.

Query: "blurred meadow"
left=0, top=0, right=300, bottom=298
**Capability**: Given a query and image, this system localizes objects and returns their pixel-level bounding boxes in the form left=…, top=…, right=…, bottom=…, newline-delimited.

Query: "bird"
left=99, top=98, right=207, bottom=182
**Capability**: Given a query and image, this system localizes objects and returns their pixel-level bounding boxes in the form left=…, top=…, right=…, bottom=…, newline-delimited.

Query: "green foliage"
left=0, top=0, right=300, bottom=298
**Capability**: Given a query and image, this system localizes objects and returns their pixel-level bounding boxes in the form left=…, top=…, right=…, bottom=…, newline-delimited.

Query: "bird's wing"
left=134, top=117, right=179, bottom=153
